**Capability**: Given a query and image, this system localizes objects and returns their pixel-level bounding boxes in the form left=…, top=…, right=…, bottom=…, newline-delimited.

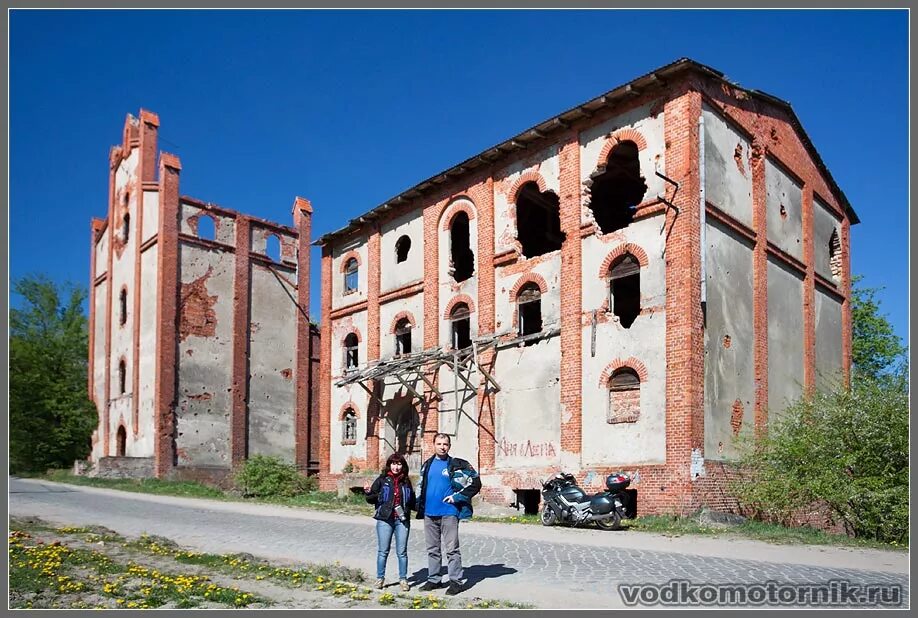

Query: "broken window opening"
left=609, top=254, right=641, bottom=328
left=395, top=235, right=411, bottom=263
left=395, top=318, right=412, bottom=356
left=343, top=258, right=359, bottom=294
left=517, top=284, right=543, bottom=344
left=344, top=333, right=359, bottom=371
left=265, top=234, right=281, bottom=262
left=829, top=228, right=841, bottom=282
left=118, top=359, right=127, bottom=395
left=449, top=212, right=474, bottom=283
left=116, top=425, right=127, bottom=457
left=450, top=303, right=472, bottom=350
left=197, top=215, right=215, bottom=241
left=119, top=288, right=128, bottom=326
left=516, top=182, right=565, bottom=258
left=586, top=141, right=647, bottom=234
left=513, top=489, right=541, bottom=515
left=342, top=408, right=357, bottom=443
left=122, top=213, right=130, bottom=243
left=608, top=367, right=641, bottom=424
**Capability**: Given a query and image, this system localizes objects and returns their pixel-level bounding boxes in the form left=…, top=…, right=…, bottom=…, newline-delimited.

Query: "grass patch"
left=44, top=470, right=225, bottom=499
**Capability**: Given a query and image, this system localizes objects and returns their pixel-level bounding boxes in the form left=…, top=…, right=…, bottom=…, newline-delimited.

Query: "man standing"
left=415, top=433, right=481, bottom=595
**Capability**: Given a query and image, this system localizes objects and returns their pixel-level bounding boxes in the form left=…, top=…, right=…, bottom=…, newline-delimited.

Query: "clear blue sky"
left=10, top=9, right=909, bottom=347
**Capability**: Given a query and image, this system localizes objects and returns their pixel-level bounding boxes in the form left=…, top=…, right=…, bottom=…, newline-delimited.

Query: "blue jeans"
left=375, top=517, right=410, bottom=580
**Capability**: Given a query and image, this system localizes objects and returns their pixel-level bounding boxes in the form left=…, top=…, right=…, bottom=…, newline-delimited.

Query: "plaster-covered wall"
left=332, top=237, right=369, bottom=309
left=179, top=202, right=236, bottom=246
left=95, top=230, right=109, bottom=278
left=766, top=256, right=805, bottom=417
left=581, top=216, right=668, bottom=466
left=381, top=209, right=424, bottom=293
left=175, top=243, right=235, bottom=468
left=765, top=159, right=803, bottom=261
left=134, top=245, right=158, bottom=456
left=92, top=280, right=108, bottom=408
left=579, top=102, right=666, bottom=228
left=142, top=190, right=159, bottom=243
left=702, top=104, right=753, bottom=227
left=379, top=293, right=424, bottom=360
left=493, top=336, right=561, bottom=469
left=247, top=262, right=297, bottom=461
left=813, top=197, right=841, bottom=283
left=814, top=286, right=844, bottom=393
left=703, top=220, right=755, bottom=460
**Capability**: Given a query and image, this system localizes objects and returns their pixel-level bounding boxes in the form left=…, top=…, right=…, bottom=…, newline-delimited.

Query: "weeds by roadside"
left=8, top=517, right=530, bottom=610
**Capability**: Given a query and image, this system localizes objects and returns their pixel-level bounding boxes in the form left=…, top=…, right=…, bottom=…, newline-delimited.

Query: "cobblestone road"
left=9, top=478, right=908, bottom=608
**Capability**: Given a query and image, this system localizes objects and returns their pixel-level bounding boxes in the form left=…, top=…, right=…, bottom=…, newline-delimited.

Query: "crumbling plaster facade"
left=313, top=59, right=856, bottom=515
left=88, top=111, right=320, bottom=481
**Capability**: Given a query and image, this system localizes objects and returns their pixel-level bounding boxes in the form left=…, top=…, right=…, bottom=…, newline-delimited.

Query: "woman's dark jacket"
left=365, top=474, right=416, bottom=522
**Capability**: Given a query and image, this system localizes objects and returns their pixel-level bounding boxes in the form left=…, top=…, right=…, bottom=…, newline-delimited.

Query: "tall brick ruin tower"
left=88, top=110, right=320, bottom=482
left=314, top=59, right=857, bottom=515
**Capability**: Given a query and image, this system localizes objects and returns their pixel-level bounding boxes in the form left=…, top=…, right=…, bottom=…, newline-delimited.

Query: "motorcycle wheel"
left=540, top=507, right=558, bottom=527
left=595, top=510, right=622, bottom=531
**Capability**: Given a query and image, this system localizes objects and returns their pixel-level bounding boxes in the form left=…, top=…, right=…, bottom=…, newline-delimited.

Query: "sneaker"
left=419, top=581, right=440, bottom=591
left=445, top=581, right=462, bottom=596
left=375, top=578, right=385, bottom=589
left=400, top=580, right=410, bottom=592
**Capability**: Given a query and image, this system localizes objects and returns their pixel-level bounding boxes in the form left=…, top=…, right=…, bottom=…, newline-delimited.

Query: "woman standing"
left=364, top=453, right=415, bottom=591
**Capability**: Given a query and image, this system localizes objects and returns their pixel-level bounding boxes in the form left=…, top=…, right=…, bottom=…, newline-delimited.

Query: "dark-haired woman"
left=364, top=453, right=415, bottom=591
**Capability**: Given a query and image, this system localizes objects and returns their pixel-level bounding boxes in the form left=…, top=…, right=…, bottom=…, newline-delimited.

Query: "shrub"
left=731, top=374, right=908, bottom=544
left=234, top=455, right=316, bottom=498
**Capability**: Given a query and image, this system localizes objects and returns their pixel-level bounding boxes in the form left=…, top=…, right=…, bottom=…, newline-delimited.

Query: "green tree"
left=10, top=275, right=98, bottom=473
left=851, top=275, right=906, bottom=380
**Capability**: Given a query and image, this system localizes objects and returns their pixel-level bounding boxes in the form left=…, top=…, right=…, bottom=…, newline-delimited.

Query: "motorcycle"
left=539, top=471, right=633, bottom=531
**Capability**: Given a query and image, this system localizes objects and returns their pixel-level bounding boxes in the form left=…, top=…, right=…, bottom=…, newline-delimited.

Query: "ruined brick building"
left=314, top=58, right=857, bottom=515
left=88, top=110, right=320, bottom=482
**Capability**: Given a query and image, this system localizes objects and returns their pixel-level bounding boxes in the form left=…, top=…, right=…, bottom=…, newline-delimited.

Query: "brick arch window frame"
left=119, top=285, right=129, bottom=327
left=117, top=356, right=128, bottom=395
left=600, top=358, right=649, bottom=425
left=115, top=423, right=127, bottom=457
left=339, top=403, right=360, bottom=445
left=340, top=251, right=361, bottom=295
left=342, top=330, right=361, bottom=372
left=438, top=196, right=478, bottom=232
left=594, top=129, right=649, bottom=173
left=446, top=297, right=474, bottom=350
left=508, top=273, right=548, bottom=331
left=390, top=311, right=417, bottom=356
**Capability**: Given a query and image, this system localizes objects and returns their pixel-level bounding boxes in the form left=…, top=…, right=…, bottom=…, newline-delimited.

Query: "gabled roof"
left=315, top=57, right=857, bottom=246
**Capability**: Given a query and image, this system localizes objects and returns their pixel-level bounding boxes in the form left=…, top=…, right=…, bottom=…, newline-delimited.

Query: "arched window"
left=122, top=213, right=130, bottom=243
left=449, top=212, right=474, bottom=282
left=343, top=333, right=359, bottom=371
left=516, top=182, right=564, bottom=258
left=197, top=214, right=215, bottom=241
left=343, top=258, right=359, bottom=294
left=517, top=283, right=542, bottom=342
left=118, top=359, right=127, bottom=395
left=609, top=254, right=641, bottom=328
left=395, top=318, right=412, bottom=356
left=265, top=234, right=281, bottom=262
left=395, top=235, right=411, bottom=263
left=587, top=141, right=647, bottom=234
left=119, top=288, right=128, bottom=326
left=608, top=367, right=641, bottom=424
left=116, top=425, right=127, bottom=457
left=342, top=408, right=357, bottom=444
left=450, top=303, right=471, bottom=349
left=829, top=228, right=841, bottom=282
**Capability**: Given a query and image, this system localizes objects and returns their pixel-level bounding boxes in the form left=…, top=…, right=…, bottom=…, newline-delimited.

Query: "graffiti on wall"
left=497, top=438, right=557, bottom=458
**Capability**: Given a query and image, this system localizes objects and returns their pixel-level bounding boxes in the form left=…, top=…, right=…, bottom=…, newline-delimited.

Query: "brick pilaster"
left=154, top=153, right=181, bottom=477
left=293, top=197, right=313, bottom=471
left=840, top=217, right=852, bottom=387
left=802, top=187, right=816, bottom=392
left=365, top=228, right=382, bottom=468
left=558, top=130, right=583, bottom=469
left=475, top=178, right=496, bottom=471
left=750, top=137, right=769, bottom=435
left=421, top=201, right=442, bottom=460
left=230, top=217, right=251, bottom=467
left=318, top=246, right=333, bottom=480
